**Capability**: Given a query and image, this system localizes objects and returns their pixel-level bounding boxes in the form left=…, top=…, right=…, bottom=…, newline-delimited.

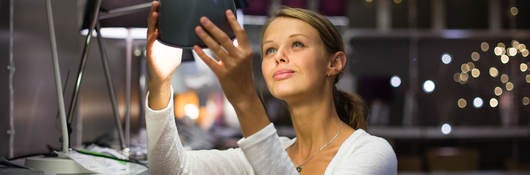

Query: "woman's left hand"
left=193, top=10, right=254, bottom=106
left=193, top=10, right=270, bottom=137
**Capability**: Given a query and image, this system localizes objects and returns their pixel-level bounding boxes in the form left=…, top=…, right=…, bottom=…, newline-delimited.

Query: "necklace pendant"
left=296, top=166, right=302, bottom=173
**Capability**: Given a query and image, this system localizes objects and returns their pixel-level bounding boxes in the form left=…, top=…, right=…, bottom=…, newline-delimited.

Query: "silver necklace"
left=295, top=123, right=344, bottom=173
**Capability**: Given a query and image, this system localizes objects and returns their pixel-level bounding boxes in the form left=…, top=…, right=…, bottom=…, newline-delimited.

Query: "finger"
left=193, top=45, right=224, bottom=75
left=147, top=1, right=159, bottom=35
left=147, top=29, right=158, bottom=51
left=199, top=17, right=238, bottom=54
left=194, top=26, right=230, bottom=60
left=225, top=10, right=250, bottom=48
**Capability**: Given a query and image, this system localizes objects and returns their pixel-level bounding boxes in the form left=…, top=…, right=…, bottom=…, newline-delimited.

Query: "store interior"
left=0, top=0, right=529, bottom=174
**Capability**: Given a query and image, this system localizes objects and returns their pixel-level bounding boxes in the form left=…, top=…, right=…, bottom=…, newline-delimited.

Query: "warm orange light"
left=174, top=90, right=200, bottom=119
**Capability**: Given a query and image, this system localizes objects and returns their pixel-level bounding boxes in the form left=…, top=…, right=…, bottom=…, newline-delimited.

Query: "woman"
left=145, top=1, right=397, bottom=174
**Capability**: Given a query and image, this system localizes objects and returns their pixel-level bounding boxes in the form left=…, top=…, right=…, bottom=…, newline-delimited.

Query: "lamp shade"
left=158, top=0, right=236, bottom=48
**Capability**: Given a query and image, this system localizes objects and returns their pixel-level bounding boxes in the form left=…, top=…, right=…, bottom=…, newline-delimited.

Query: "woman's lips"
left=273, top=69, right=295, bottom=80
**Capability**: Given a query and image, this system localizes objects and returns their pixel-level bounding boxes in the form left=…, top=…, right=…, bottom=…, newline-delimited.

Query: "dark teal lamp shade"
left=158, top=0, right=237, bottom=48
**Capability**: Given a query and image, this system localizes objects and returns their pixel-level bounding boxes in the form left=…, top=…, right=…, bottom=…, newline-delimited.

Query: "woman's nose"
left=274, top=50, right=289, bottom=64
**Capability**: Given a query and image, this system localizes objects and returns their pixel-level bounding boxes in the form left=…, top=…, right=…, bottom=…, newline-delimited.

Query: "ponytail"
left=333, top=87, right=367, bottom=130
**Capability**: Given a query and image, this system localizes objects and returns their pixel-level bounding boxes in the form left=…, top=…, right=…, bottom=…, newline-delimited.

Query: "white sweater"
left=145, top=90, right=397, bottom=175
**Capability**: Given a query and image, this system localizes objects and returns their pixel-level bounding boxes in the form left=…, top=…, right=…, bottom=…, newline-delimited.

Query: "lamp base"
left=25, top=156, right=92, bottom=174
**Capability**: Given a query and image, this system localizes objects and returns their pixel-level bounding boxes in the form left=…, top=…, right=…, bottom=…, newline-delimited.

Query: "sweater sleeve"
left=145, top=88, right=253, bottom=175
left=237, top=124, right=298, bottom=175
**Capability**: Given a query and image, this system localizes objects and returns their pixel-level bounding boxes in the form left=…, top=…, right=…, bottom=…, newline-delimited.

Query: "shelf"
left=243, top=15, right=348, bottom=26
left=277, top=126, right=530, bottom=139
left=344, top=29, right=530, bottom=39
left=368, top=126, right=530, bottom=139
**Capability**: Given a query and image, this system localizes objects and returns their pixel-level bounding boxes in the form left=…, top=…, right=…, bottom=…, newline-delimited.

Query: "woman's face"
left=261, top=17, right=331, bottom=100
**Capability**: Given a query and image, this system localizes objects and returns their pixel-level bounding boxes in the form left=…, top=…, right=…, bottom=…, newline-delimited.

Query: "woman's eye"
left=293, top=41, right=304, bottom=48
left=265, top=48, right=276, bottom=55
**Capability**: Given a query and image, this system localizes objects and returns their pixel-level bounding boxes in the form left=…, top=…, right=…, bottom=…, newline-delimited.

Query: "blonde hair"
left=261, top=7, right=367, bottom=129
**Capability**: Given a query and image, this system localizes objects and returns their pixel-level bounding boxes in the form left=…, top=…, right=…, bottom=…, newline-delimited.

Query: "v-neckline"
left=282, top=129, right=365, bottom=174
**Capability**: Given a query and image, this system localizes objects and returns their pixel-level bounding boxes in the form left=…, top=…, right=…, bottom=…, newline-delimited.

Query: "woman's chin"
left=270, top=89, right=301, bottom=101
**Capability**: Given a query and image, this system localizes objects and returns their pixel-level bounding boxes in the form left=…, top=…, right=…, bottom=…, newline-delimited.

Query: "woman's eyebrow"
left=262, top=34, right=310, bottom=45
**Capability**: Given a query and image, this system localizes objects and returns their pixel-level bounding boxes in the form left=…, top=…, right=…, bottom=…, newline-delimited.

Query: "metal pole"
left=67, top=0, right=101, bottom=125
left=125, top=29, right=133, bottom=147
left=404, top=0, right=419, bottom=126
left=376, top=0, right=391, bottom=31
left=95, top=24, right=127, bottom=150
left=432, top=0, right=445, bottom=30
left=99, top=2, right=151, bottom=20
left=8, top=0, right=15, bottom=158
left=46, top=0, right=69, bottom=153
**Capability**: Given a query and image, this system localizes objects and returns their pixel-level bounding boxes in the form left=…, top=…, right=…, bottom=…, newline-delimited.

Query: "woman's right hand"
left=146, top=1, right=182, bottom=109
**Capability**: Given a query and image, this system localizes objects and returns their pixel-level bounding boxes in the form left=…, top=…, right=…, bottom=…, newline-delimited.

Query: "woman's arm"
left=192, top=9, right=297, bottom=174
left=145, top=88, right=253, bottom=175
left=145, top=2, right=253, bottom=174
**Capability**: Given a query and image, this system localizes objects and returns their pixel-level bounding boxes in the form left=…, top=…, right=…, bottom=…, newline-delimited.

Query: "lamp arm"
left=46, top=0, right=69, bottom=153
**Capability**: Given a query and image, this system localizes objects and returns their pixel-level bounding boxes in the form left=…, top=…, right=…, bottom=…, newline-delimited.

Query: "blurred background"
left=1, top=0, right=529, bottom=174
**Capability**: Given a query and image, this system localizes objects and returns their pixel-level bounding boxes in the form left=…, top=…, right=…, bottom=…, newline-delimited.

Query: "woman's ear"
left=327, top=51, right=347, bottom=76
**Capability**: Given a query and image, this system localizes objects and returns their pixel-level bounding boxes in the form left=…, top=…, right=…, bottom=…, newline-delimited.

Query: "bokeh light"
left=494, top=47, right=505, bottom=56
left=471, top=68, right=480, bottom=78
left=489, top=67, right=499, bottom=78
left=423, top=80, right=436, bottom=94
left=489, top=98, right=498, bottom=108
left=473, top=97, right=483, bottom=108
left=184, top=104, right=200, bottom=120
left=522, top=49, right=529, bottom=57
left=501, top=55, right=509, bottom=64
left=511, top=6, right=519, bottom=16
left=506, top=82, right=514, bottom=91
left=521, top=63, right=528, bottom=72
left=480, top=42, right=489, bottom=52
left=508, top=47, right=517, bottom=56
left=459, top=73, right=469, bottom=83
left=494, top=87, right=503, bottom=96
left=523, top=97, right=530, bottom=106
left=390, top=75, right=402, bottom=88
left=457, top=98, right=467, bottom=108
left=461, top=64, right=471, bottom=73
left=471, top=51, right=480, bottom=61
left=500, top=74, right=509, bottom=83
left=441, top=53, right=452, bottom=64
left=441, top=123, right=452, bottom=135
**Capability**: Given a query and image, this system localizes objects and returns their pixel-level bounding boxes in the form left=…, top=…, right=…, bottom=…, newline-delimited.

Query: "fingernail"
left=193, top=45, right=201, bottom=52
left=226, top=10, right=234, bottom=18
left=200, top=17, right=209, bottom=25
left=195, top=26, right=203, bottom=34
